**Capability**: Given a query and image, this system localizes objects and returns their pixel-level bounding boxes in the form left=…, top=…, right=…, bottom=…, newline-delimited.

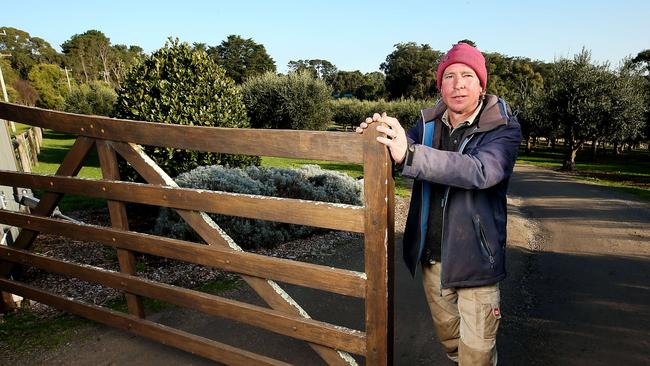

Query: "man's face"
left=440, top=63, right=484, bottom=116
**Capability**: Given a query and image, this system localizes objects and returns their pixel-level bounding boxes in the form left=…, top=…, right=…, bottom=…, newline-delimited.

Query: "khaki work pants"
left=422, top=262, right=501, bottom=365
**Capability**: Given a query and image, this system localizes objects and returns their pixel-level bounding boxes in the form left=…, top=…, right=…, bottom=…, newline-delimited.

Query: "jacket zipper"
left=417, top=113, right=428, bottom=265
left=439, top=132, right=476, bottom=293
left=473, top=215, right=495, bottom=266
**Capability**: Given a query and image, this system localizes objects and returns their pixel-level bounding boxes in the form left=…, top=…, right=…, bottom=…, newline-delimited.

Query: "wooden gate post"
left=363, top=123, right=395, bottom=366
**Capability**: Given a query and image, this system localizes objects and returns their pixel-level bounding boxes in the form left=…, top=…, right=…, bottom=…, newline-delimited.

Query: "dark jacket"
left=400, top=94, right=522, bottom=288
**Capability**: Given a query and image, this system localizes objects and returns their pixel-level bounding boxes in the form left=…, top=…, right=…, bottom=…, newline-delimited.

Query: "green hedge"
left=329, top=98, right=435, bottom=131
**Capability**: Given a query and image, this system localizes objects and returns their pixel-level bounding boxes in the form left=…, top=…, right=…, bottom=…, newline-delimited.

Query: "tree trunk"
left=590, top=138, right=598, bottom=160
left=524, top=135, right=532, bottom=155
left=562, top=125, right=581, bottom=171
left=613, top=142, right=621, bottom=155
left=551, top=137, right=557, bottom=151
left=80, top=54, right=89, bottom=83
left=563, top=141, right=582, bottom=171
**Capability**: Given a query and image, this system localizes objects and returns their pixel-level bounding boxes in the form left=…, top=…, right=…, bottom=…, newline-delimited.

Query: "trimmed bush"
left=64, top=81, right=117, bottom=116
left=330, top=98, right=434, bottom=131
left=241, top=71, right=333, bottom=130
left=115, top=38, right=259, bottom=180
left=154, top=164, right=363, bottom=249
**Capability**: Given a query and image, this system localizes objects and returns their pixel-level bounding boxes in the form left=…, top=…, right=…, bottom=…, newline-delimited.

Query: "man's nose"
left=454, top=77, right=465, bottom=89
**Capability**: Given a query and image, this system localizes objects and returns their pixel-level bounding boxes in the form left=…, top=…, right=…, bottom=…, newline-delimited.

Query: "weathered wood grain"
left=0, top=170, right=365, bottom=233
left=0, top=278, right=291, bottom=366
left=0, top=101, right=363, bottom=163
left=362, top=124, right=394, bottom=366
left=0, top=245, right=366, bottom=355
left=111, top=141, right=360, bottom=365
left=97, top=140, right=145, bottom=318
left=0, top=210, right=366, bottom=298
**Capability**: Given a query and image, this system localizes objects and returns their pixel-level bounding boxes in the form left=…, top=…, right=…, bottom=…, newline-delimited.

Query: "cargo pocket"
left=474, top=287, right=501, bottom=340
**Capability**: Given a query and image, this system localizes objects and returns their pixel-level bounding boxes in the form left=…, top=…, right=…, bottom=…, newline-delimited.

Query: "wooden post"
left=0, top=136, right=95, bottom=311
left=96, top=141, right=145, bottom=318
left=15, top=134, right=31, bottom=173
left=363, top=124, right=394, bottom=366
left=33, top=127, right=42, bottom=152
left=27, top=129, right=38, bottom=166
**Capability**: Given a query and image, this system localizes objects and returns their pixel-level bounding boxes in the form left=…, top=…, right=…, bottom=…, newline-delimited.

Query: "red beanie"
left=436, top=42, right=487, bottom=91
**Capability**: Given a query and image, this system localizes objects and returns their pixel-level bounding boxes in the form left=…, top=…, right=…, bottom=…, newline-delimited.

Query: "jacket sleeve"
left=400, top=118, right=522, bottom=190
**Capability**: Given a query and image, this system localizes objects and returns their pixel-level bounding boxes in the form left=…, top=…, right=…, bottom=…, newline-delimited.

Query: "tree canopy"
left=61, top=29, right=143, bottom=88
left=287, top=59, right=338, bottom=85
left=543, top=49, right=647, bottom=169
left=380, top=42, right=442, bottom=99
left=241, top=70, right=332, bottom=130
left=331, top=70, right=386, bottom=100
left=208, top=35, right=276, bottom=84
left=28, top=63, right=69, bottom=110
left=0, top=27, right=61, bottom=78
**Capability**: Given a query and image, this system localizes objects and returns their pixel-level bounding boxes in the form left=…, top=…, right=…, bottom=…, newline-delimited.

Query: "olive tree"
left=544, top=49, right=647, bottom=170
left=241, top=71, right=332, bottom=130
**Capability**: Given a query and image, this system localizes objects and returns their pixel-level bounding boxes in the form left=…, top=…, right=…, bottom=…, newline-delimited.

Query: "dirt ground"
left=1, top=164, right=649, bottom=365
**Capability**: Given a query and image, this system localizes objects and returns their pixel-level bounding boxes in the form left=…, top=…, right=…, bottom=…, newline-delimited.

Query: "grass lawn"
left=20, top=126, right=106, bottom=212
left=10, top=122, right=32, bottom=136
left=517, top=145, right=650, bottom=202
left=261, top=156, right=412, bottom=197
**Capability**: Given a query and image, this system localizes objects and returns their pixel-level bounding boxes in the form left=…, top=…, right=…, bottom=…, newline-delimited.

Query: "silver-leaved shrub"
left=154, top=164, right=362, bottom=249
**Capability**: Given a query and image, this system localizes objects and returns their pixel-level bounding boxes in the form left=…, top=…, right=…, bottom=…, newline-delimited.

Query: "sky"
left=3, top=0, right=649, bottom=73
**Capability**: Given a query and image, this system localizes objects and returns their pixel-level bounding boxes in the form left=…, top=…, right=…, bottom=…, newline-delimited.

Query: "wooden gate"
left=0, top=101, right=394, bottom=365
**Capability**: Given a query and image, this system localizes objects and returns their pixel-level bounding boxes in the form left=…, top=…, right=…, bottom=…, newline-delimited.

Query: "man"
left=357, top=42, right=521, bottom=365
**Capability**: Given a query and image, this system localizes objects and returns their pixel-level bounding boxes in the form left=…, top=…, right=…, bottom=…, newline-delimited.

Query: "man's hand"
left=356, top=112, right=408, bottom=164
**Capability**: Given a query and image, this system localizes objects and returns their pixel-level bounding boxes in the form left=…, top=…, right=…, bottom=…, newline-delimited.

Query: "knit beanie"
left=436, top=43, right=487, bottom=90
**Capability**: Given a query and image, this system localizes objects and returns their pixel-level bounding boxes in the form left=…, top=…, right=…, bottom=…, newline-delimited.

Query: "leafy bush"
left=241, top=71, right=333, bottom=130
left=64, top=81, right=117, bottom=116
left=154, top=164, right=363, bottom=249
left=329, top=97, right=434, bottom=131
left=115, top=38, right=259, bottom=180
left=27, top=63, right=69, bottom=110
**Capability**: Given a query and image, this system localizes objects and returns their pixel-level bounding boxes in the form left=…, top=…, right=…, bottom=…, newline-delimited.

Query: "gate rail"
left=0, top=101, right=394, bottom=365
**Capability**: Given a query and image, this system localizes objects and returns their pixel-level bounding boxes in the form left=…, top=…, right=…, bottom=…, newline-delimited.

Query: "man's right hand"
left=356, top=112, right=408, bottom=164
left=355, top=116, right=374, bottom=134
